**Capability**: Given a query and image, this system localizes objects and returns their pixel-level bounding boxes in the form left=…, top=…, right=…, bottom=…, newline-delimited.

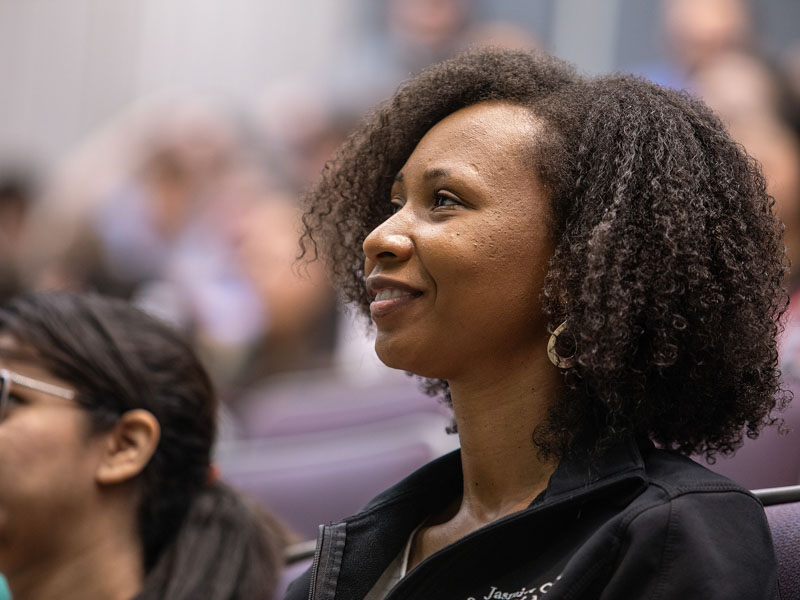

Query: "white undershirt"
left=363, top=523, right=422, bottom=600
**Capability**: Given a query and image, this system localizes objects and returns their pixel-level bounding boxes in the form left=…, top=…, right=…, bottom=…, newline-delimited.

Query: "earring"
left=547, top=321, right=576, bottom=369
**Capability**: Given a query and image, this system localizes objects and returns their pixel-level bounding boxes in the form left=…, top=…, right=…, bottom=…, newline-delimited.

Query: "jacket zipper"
left=307, top=524, right=325, bottom=600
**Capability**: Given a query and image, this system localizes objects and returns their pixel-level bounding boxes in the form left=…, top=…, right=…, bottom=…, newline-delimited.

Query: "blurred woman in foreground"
left=0, top=291, right=288, bottom=600
left=288, top=48, right=784, bottom=599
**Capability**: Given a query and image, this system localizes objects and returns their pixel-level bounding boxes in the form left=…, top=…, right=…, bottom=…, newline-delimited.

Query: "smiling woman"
left=0, top=291, right=289, bottom=600
left=289, top=48, right=786, bottom=599
left=363, top=101, right=553, bottom=383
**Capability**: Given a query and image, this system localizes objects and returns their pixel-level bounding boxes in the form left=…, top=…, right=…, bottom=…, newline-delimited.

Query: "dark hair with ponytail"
left=0, top=291, right=287, bottom=599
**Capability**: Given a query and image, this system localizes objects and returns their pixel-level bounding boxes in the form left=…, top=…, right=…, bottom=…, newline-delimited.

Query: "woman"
left=287, top=49, right=785, bottom=599
left=0, top=291, right=288, bottom=600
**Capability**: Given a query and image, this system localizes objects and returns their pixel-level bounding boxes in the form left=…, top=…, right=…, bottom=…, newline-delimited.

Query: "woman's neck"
left=8, top=515, right=144, bottom=600
left=448, top=350, right=562, bottom=522
left=408, top=350, right=563, bottom=569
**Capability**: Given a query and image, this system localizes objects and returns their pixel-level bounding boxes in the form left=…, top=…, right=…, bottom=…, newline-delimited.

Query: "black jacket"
left=285, top=439, right=780, bottom=599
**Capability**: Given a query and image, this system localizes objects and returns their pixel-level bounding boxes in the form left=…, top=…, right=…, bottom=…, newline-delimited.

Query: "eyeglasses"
left=0, top=368, right=76, bottom=421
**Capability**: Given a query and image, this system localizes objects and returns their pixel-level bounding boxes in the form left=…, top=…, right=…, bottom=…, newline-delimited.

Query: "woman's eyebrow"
left=393, top=168, right=452, bottom=186
left=423, top=167, right=450, bottom=181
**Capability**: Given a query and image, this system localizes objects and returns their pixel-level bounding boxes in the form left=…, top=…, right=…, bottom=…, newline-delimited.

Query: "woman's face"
left=363, top=101, right=555, bottom=380
left=0, top=336, right=107, bottom=576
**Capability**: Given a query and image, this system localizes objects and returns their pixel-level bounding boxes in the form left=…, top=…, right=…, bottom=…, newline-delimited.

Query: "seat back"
left=273, top=542, right=315, bottom=600
left=755, top=485, right=800, bottom=600
left=217, top=413, right=458, bottom=539
left=235, top=374, right=451, bottom=438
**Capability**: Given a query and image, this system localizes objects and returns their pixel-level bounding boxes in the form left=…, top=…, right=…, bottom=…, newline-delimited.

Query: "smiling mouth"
left=374, top=289, right=417, bottom=302
left=369, top=288, right=423, bottom=319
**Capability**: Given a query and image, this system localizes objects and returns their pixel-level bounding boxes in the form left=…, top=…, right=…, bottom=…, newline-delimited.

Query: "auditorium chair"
left=217, top=410, right=458, bottom=539
left=755, top=485, right=800, bottom=599
left=234, top=372, right=451, bottom=438
left=273, top=541, right=315, bottom=600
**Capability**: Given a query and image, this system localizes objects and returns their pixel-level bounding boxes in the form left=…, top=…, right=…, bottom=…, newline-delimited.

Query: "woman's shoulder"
left=624, top=446, right=771, bottom=546
left=600, top=447, right=779, bottom=598
left=639, top=445, right=758, bottom=500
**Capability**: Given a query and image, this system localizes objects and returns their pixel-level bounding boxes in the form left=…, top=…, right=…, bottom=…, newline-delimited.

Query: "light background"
left=2, top=0, right=799, bottom=168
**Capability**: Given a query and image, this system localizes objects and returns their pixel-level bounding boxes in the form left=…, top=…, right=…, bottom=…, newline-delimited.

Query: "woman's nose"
left=363, top=215, right=414, bottom=265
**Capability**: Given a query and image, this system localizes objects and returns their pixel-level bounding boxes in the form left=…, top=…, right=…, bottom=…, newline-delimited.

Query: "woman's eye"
left=389, top=198, right=404, bottom=215
left=433, top=192, right=461, bottom=209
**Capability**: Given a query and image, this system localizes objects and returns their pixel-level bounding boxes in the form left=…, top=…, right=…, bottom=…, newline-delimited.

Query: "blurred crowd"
left=0, top=0, right=543, bottom=424
left=1, top=0, right=800, bottom=549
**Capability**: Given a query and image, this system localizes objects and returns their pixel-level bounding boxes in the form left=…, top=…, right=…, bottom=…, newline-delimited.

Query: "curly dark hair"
left=301, top=48, right=789, bottom=460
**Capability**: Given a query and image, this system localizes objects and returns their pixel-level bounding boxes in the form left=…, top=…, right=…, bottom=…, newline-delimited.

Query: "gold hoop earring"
left=547, top=321, right=576, bottom=369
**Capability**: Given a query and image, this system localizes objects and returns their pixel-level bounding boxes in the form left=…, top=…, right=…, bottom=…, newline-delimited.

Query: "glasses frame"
left=0, top=368, right=76, bottom=421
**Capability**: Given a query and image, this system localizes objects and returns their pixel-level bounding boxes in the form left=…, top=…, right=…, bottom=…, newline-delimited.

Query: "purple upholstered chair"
left=272, top=542, right=315, bottom=600
left=755, top=485, right=800, bottom=600
left=220, top=368, right=456, bottom=540
left=217, top=411, right=458, bottom=539
left=693, top=415, right=800, bottom=490
left=234, top=371, right=450, bottom=439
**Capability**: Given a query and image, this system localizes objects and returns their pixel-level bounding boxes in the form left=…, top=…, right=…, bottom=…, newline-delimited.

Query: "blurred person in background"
left=18, top=99, right=272, bottom=395
left=251, top=80, right=361, bottom=195
left=782, top=40, right=800, bottom=112
left=230, top=181, right=338, bottom=393
left=92, top=100, right=238, bottom=295
left=0, top=170, right=35, bottom=304
left=332, top=0, right=475, bottom=110
left=17, top=100, right=167, bottom=294
left=640, top=0, right=753, bottom=89
left=330, top=0, right=539, bottom=114
left=18, top=87, right=390, bottom=435
left=0, top=291, right=290, bottom=600
left=664, top=0, right=751, bottom=70
left=20, top=98, right=251, bottom=300
left=242, top=82, right=426, bottom=400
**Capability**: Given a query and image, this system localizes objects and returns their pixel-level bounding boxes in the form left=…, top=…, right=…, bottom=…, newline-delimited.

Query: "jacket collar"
left=333, top=437, right=649, bottom=600
left=542, top=436, right=649, bottom=502
left=362, top=435, right=649, bottom=516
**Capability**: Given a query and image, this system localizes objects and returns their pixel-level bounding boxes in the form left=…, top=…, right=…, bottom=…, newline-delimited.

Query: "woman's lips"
left=366, top=275, right=424, bottom=319
left=369, top=290, right=423, bottom=319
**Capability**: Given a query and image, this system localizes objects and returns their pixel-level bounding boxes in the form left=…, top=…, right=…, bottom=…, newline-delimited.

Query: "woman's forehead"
left=427, top=101, right=537, bottom=143
left=0, top=334, right=50, bottom=377
left=399, top=102, right=540, bottom=175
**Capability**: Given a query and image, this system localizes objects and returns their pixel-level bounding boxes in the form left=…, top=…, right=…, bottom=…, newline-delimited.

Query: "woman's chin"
left=374, top=345, right=445, bottom=380
left=374, top=346, right=414, bottom=374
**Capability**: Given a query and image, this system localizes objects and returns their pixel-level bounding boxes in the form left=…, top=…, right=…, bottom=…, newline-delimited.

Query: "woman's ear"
left=95, top=409, right=160, bottom=485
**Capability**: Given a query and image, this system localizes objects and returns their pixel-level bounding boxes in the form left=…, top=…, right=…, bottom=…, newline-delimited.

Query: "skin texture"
left=363, top=102, right=562, bottom=567
left=0, top=335, right=158, bottom=600
left=365, top=102, right=553, bottom=380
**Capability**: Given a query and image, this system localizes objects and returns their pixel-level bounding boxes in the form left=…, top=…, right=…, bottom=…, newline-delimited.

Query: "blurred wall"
left=0, top=0, right=358, bottom=166
left=2, top=0, right=800, bottom=169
